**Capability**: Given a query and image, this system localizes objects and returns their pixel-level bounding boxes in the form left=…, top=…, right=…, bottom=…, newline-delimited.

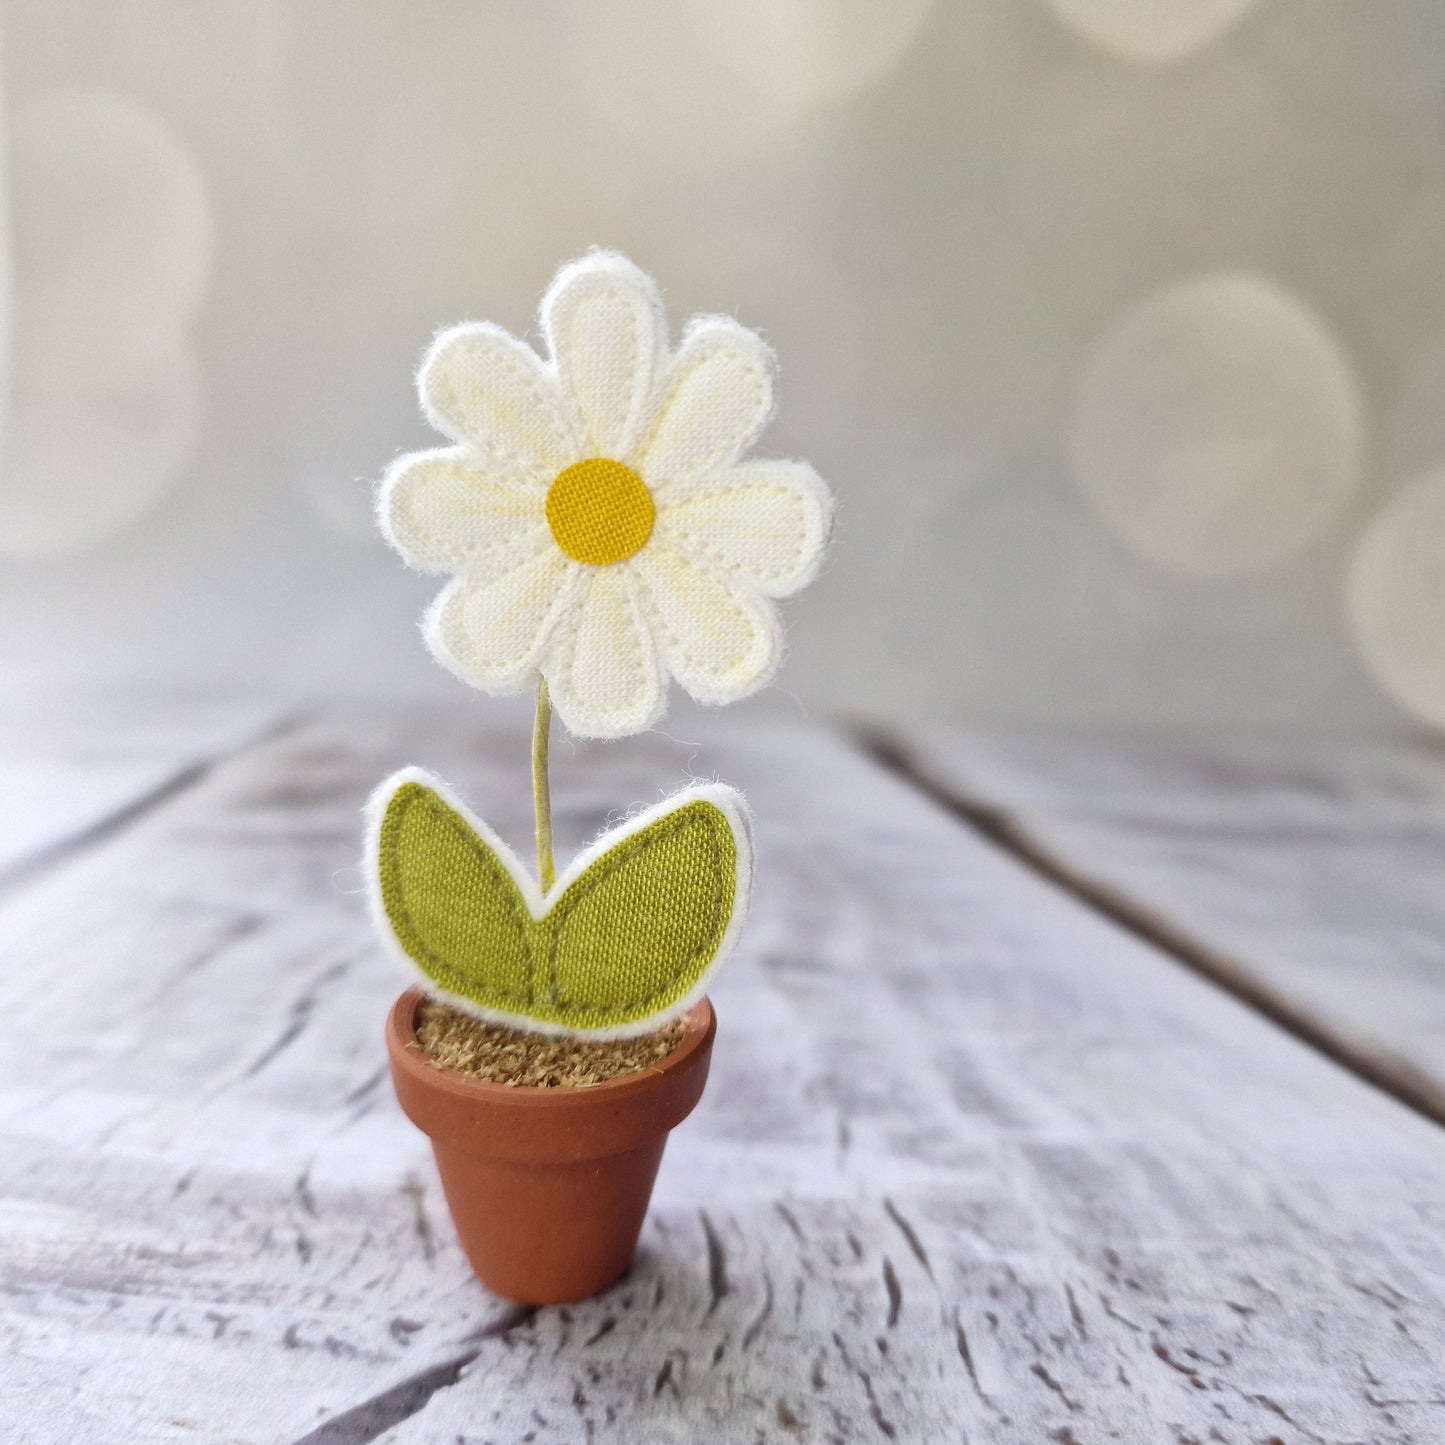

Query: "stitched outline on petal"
left=382, top=447, right=551, bottom=576
left=544, top=258, right=666, bottom=461
left=631, top=550, right=783, bottom=706
left=580, top=288, right=642, bottom=455
left=543, top=567, right=664, bottom=738
left=378, top=255, right=834, bottom=737
left=426, top=555, right=583, bottom=693
left=638, top=318, right=776, bottom=488
left=419, top=322, right=580, bottom=481
left=654, top=478, right=827, bottom=596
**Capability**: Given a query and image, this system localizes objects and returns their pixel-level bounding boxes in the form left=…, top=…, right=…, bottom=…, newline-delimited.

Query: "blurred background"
left=3, top=0, right=1445, bottom=734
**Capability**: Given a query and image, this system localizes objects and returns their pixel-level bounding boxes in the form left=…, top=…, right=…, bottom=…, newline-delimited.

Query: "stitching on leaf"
left=382, top=784, right=735, bottom=1027
left=543, top=802, right=732, bottom=1018
left=380, top=784, right=533, bottom=1004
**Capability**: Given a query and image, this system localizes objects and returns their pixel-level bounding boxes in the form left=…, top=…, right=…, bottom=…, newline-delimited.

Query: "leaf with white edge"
left=545, top=798, right=739, bottom=1022
left=365, top=767, right=751, bottom=1039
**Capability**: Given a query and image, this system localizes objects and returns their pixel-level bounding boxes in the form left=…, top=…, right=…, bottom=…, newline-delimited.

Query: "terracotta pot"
left=385, top=987, right=716, bottom=1305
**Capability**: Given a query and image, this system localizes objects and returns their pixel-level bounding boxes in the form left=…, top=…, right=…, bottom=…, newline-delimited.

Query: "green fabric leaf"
left=374, top=780, right=533, bottom=1006
left=369, top=770, right=747, bottom=1037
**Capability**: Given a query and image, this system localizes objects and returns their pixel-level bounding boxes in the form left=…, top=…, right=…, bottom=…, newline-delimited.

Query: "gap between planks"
left=288, top=1306, right=537, bottom=1445
left=862, top=724, right=1445, bottom=1134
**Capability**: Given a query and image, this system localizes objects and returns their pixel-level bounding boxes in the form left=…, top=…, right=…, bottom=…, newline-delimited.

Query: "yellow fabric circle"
left=545, top=457, right=655, bottom=565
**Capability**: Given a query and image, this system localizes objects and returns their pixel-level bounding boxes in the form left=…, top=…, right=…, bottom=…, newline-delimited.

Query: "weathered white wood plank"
left=3, top=709, right=1445, bottom=1444
left=894, top=726, right=1445, bottom=1122
left=0, top=694, right=283, bottom=884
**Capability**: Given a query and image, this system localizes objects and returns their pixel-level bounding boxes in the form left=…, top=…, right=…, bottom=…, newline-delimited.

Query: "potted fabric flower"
left=367, top=252, right=832, bottom=1304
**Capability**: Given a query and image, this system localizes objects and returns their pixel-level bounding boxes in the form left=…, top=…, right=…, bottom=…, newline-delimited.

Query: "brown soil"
left=414, top=999, right=690, bottom=1088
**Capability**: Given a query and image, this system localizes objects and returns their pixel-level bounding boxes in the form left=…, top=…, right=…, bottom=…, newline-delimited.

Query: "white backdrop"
left=4, top=0, right=1445, bottom=733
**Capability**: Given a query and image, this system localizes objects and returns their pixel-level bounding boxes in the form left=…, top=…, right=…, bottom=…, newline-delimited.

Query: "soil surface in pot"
left=415, top=999, right=689, bottom=1088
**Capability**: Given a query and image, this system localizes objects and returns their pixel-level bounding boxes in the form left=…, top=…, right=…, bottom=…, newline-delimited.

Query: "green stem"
left=532, top=678, right=555, bottom=894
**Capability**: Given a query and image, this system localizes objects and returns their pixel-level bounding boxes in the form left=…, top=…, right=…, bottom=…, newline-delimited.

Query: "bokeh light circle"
left=11, top=91, right=211, bottom=392
left=687, top=0, right=935, bottom=110
left=1043, top=0, right=1261, bottom=64
left=258, top=1, right=533, bottom=229
left=0, top=349, right=204, bottom=558
left=1, top=90, right=210, bottom=555
left=1073, top=273, right=1362, bottom=577
left=1348, top=471, right=1445, bottom=728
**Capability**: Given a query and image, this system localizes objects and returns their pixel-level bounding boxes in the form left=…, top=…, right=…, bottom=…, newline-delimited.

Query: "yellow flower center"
left=545, top=457, right=655, bottom=566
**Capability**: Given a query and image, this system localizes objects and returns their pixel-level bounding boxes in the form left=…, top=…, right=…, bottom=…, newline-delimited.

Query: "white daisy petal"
left=545, top=569, right=664, bottom=738
left=654, top=459, right=833, bottom=598
left=380, top=255, right=831, bottom=738
left=425, top=551, right=580, bottom=692
left=634, top=547, right=783, bottom=705
left=380, top=446, right=547, bottom=575
left=418, top=322, right=578, bottom=477
left=542, top=252, right=667, bottom=460
left=638, top=318, right=776, bottom=488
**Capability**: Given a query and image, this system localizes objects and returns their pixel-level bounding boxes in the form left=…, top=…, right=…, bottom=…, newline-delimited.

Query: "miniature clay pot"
left=385, top=987, right=716, bottom=1305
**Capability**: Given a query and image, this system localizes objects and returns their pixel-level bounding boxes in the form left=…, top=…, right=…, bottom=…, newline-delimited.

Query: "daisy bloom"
left=379, top=252, right=833, bottom=738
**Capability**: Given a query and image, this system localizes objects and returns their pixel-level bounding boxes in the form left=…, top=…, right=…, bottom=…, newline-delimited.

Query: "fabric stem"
left=533, top=677, right=556, bottom=894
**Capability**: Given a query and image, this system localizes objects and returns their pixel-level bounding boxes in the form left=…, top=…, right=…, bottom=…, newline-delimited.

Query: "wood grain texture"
left=2, top=709, right=1445, bottom=1444
left=0, top=695, right=284, bottom=888
left=892, top=726, right=1445, bottom=1124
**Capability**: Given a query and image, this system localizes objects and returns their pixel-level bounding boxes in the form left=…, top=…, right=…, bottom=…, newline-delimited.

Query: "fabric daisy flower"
left=379, top=252, right=833, bottom=739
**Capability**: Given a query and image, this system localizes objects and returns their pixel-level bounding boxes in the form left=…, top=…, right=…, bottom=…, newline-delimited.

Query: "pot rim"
left=386, top=986, right=716, bottom=1114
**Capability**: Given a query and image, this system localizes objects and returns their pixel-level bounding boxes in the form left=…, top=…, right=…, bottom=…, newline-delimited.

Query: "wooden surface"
left=0, top=696, right=283, bottom=886
left=893, top=726, right=1445, bottom=1124
left=4, top=707, right=1445, bottom=1443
